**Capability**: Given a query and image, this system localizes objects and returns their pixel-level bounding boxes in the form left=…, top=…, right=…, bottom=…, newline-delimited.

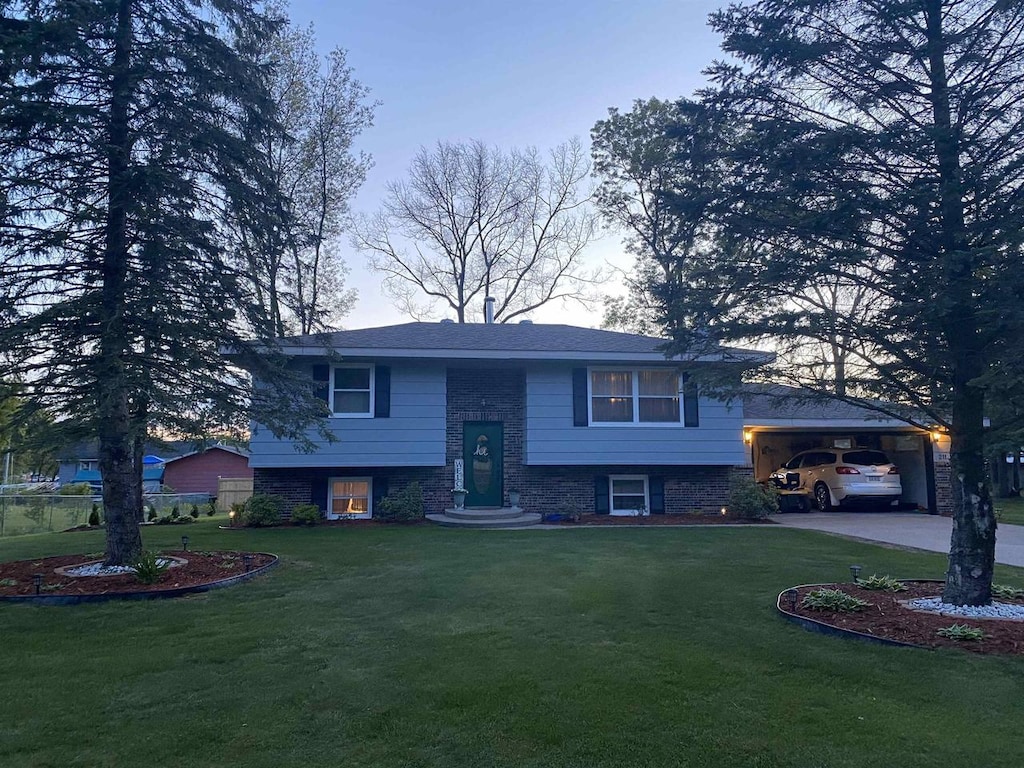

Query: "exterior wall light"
left=743, top=429, right=753, bottom=445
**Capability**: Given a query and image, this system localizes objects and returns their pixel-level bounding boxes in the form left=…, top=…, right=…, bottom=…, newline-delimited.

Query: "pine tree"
left=0, top=0, right=328, bottom=564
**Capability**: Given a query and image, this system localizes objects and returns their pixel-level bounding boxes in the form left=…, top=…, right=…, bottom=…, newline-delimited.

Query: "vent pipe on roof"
left=519, top=319, right=533, bottom=324
left=440, top=318, right=455, bottom=324
left=484, top=296, right=495, bottom=324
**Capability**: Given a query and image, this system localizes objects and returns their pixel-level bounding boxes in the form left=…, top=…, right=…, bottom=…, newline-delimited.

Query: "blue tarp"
left=70, top=467, right=164, bottom=485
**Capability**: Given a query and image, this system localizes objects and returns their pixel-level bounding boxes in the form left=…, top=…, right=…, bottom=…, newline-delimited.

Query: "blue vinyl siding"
left=249, top=362, right=446, bottom=468
left=524, top=365, right=745, bottom=465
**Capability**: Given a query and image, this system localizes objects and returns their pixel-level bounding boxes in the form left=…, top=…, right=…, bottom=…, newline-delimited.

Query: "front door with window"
left=463, top=422, right=503, bottom=507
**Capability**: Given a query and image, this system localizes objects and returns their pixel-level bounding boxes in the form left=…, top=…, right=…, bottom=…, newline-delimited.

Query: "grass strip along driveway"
left=3, top=521, right=1024, bottom=768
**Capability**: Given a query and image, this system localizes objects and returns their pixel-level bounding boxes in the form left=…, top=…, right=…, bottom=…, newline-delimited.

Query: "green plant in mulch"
left=133, top=551, right=170, bottom=585
left=937, top=624, right=986, bottom=642
left=727, top=476, right=779, bottom=520
left=243, top=494, right=283, bottom=527
left=189, top=504, right=200, bottom=519
left=991, top=584, right=1024, bottom=600
left=170, top=505, right=180, bottom=520
left=376, top=482, right=425, bottom=523
left=856, top=574, right=908, bottom=592
left=801, top=588, right=870, bottom=612
left=290, top=503, right=321, bottom=526
left=0, top=578, right=17, bottom=587
left=205, top=501, right=217, bottom=517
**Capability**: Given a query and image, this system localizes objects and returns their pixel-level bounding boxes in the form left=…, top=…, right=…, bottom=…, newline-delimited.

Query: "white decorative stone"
left=907, top=597, right=1024, bottom=620
left=64, top=560, right=174, bottom=578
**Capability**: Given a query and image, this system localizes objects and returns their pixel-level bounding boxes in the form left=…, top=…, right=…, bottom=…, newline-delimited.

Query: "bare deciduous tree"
left=355, top=138, right=601, bottom=323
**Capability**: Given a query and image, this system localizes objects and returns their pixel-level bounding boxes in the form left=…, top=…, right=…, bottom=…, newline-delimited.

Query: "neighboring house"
left=162, top=445, right=252, bottom=497
left=742, top=384, right=952, bottom=514
left=57, top=441, right=190, bottom=493
left=249, top=316, right=767, bottom=520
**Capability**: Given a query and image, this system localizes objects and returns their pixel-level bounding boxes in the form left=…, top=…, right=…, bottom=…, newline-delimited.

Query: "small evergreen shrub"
left=205, top=501, right=217, bottom=517
left=727, top=477, right=779, bottom=520
left=376, top=482, right=425, bottom=523
left=170, top=505, right=180, bottom=520
left=243, top=494, right=283, bottom=527
left=156, top=514, right=174, bottom=525
left=801, top=589, right=870, bottom=612
left=87, top=508, right=101, bottom=527
left=937, top=624, right=985, bottom=641
left=857, top=574, right=908, bottom=592
left=189, top=504, right=199, bottom=519
left=146, top=507, right=158, bottom=522
left=133, top=551, right=170, bottom=585
left=174, top=515, right=193, bottom=524
left=290, top=503, right=321, bottom=526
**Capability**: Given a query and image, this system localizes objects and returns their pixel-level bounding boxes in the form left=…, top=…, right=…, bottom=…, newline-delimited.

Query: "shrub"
left=243, top=494, right=283, bottom=527
left=205, top=501, right=217, bottom=517
left=857, top=574, right=908, bottom=592
left=133, top=551, right=170, bottom=585
left=174, top=515, right=193, bottom=525
left=189, top=504, right=199, bottom=519
left=801, top=589, right=870, bottom=612
left=376, top=482, right=425, bottom=523
left=87, top=508, right=101, bottom=527
left=992, top=584, right=1024, bottom=600
left=156, top=514, right=174, bottom=525
left=146, top=507, right=158, bottom=522
left=291, top=503, right=321, bottom=526
left=61, top=482, right=94, bottom=496
left=937, top=624, right=985, bottom=641
left=727, top=477, right=778, bottom=520
left=170, top=505, right=180, bottom=520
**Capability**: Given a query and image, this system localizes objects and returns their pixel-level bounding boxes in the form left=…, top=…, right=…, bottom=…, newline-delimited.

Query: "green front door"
left=463, top=422, right=503, bottom=507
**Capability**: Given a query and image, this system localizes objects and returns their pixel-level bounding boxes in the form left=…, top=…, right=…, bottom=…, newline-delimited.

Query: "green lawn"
left=3, top=522, right=1024, bottom=768
left=996, top=495, right=1024, bottom=526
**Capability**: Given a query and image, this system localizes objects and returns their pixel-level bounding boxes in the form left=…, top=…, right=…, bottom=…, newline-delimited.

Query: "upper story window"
left=78, top=460, right=98, bottom=472
left=589, top=369, right=681, bottom=424
left=332, top=364, right=375, bottom=417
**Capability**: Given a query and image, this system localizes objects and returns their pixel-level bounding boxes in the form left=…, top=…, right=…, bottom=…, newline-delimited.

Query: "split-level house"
left=249, top=314, right=768, bottom=520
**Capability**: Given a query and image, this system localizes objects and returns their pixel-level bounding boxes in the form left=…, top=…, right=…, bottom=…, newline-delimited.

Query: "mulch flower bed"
left=0, top=551, right=275, bottom=598
left=782, top=581, right=1024, bottom=655
left=549, top=514, right=774, bottom=526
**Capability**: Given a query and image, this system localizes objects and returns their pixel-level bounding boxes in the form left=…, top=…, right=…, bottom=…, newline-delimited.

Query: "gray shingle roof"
left=279, top=322, right=764, bottom=362
left=742, top=384, right=916, bottom=423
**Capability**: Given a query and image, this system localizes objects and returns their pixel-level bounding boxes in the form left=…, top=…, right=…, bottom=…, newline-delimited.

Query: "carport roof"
left=742, top=385, right=922, bottom=428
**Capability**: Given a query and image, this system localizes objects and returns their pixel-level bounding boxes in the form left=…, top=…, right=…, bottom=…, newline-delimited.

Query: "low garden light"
left=228, top=510, right=236, bottom=527
left=243, top=554, right=253, bottom=572
left=850, top=564, right=863, bottom=583
left=181, top=535, right=189, bottom=551
left=32, top=573, right=43, bottom=595
left=785, top=588, right=798, bottom=612
left=720, top=507, right=728, bottom=516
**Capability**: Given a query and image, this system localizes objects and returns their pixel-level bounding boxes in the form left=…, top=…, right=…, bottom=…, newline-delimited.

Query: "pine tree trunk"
left=99, top=0, right=143, bottom=566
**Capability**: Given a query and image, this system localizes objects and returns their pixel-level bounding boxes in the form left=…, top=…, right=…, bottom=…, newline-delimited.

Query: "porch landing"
left=427, top=506, right=542, bottom=529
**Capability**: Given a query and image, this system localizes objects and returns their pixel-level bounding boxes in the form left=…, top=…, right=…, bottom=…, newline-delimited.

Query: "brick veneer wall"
left=253, top=364, right=738, bottom=517
left=254, top=462, right=736, bottom=518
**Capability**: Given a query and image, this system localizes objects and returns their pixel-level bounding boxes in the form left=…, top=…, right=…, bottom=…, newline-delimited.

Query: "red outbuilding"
left=162, top=445, right=252, bottom=498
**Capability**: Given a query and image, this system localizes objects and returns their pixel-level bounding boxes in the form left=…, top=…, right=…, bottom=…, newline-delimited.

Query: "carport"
left=742, top=386, right=942, bottom=514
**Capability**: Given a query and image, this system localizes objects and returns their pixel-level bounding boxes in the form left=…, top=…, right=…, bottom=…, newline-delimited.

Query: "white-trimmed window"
left=610, top=475, right=649, bottom=516
left=332, top=364, right=374, bottom=417
left=328, top=477, right=372, bottom=519
left=590, top=369, right=681, bottom=425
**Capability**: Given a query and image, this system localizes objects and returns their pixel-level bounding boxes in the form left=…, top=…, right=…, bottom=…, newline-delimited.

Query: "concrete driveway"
left=774, top=512, right=1024, bottom=568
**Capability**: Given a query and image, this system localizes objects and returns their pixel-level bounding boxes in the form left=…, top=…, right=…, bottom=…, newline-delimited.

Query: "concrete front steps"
left=426, top=506, right=542, bottom=529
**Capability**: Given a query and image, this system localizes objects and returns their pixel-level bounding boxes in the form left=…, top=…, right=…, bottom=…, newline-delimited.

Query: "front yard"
left=996, top=495, right=1024, bottom=526
left=2, top=521, right=1024, bottom=767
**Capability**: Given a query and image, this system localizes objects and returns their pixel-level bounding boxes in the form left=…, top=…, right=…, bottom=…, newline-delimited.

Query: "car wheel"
left=814, top=483, right=833, bottom=512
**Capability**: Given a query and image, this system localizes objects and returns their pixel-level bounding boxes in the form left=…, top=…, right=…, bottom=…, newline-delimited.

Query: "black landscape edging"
left=776, top=581, right=938, bottom=651
left=0, top=554, right=279, bottom=606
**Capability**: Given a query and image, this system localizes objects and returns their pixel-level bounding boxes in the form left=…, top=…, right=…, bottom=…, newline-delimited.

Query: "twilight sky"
left=285, top=0, right=728, bottom=329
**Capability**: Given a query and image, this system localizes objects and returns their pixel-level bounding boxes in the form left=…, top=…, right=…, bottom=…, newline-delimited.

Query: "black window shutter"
left=594, top=475, right=610, bottom=515
left=572, top=368, right=589, bottom=427
left=312, top=364, right=330, bottom=406
left=649, top=476, right=666, bottom=515
left=374, top=365, right=391, bottom=418
left=312, top=477, right=329, bottom=516
left=683, top=378, right=699, bottom=427
left=372, top=477, right=389, bottom=514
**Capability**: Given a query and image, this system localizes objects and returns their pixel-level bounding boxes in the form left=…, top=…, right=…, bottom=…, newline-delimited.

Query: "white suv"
left=769, top=448, right=902, bottom=511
